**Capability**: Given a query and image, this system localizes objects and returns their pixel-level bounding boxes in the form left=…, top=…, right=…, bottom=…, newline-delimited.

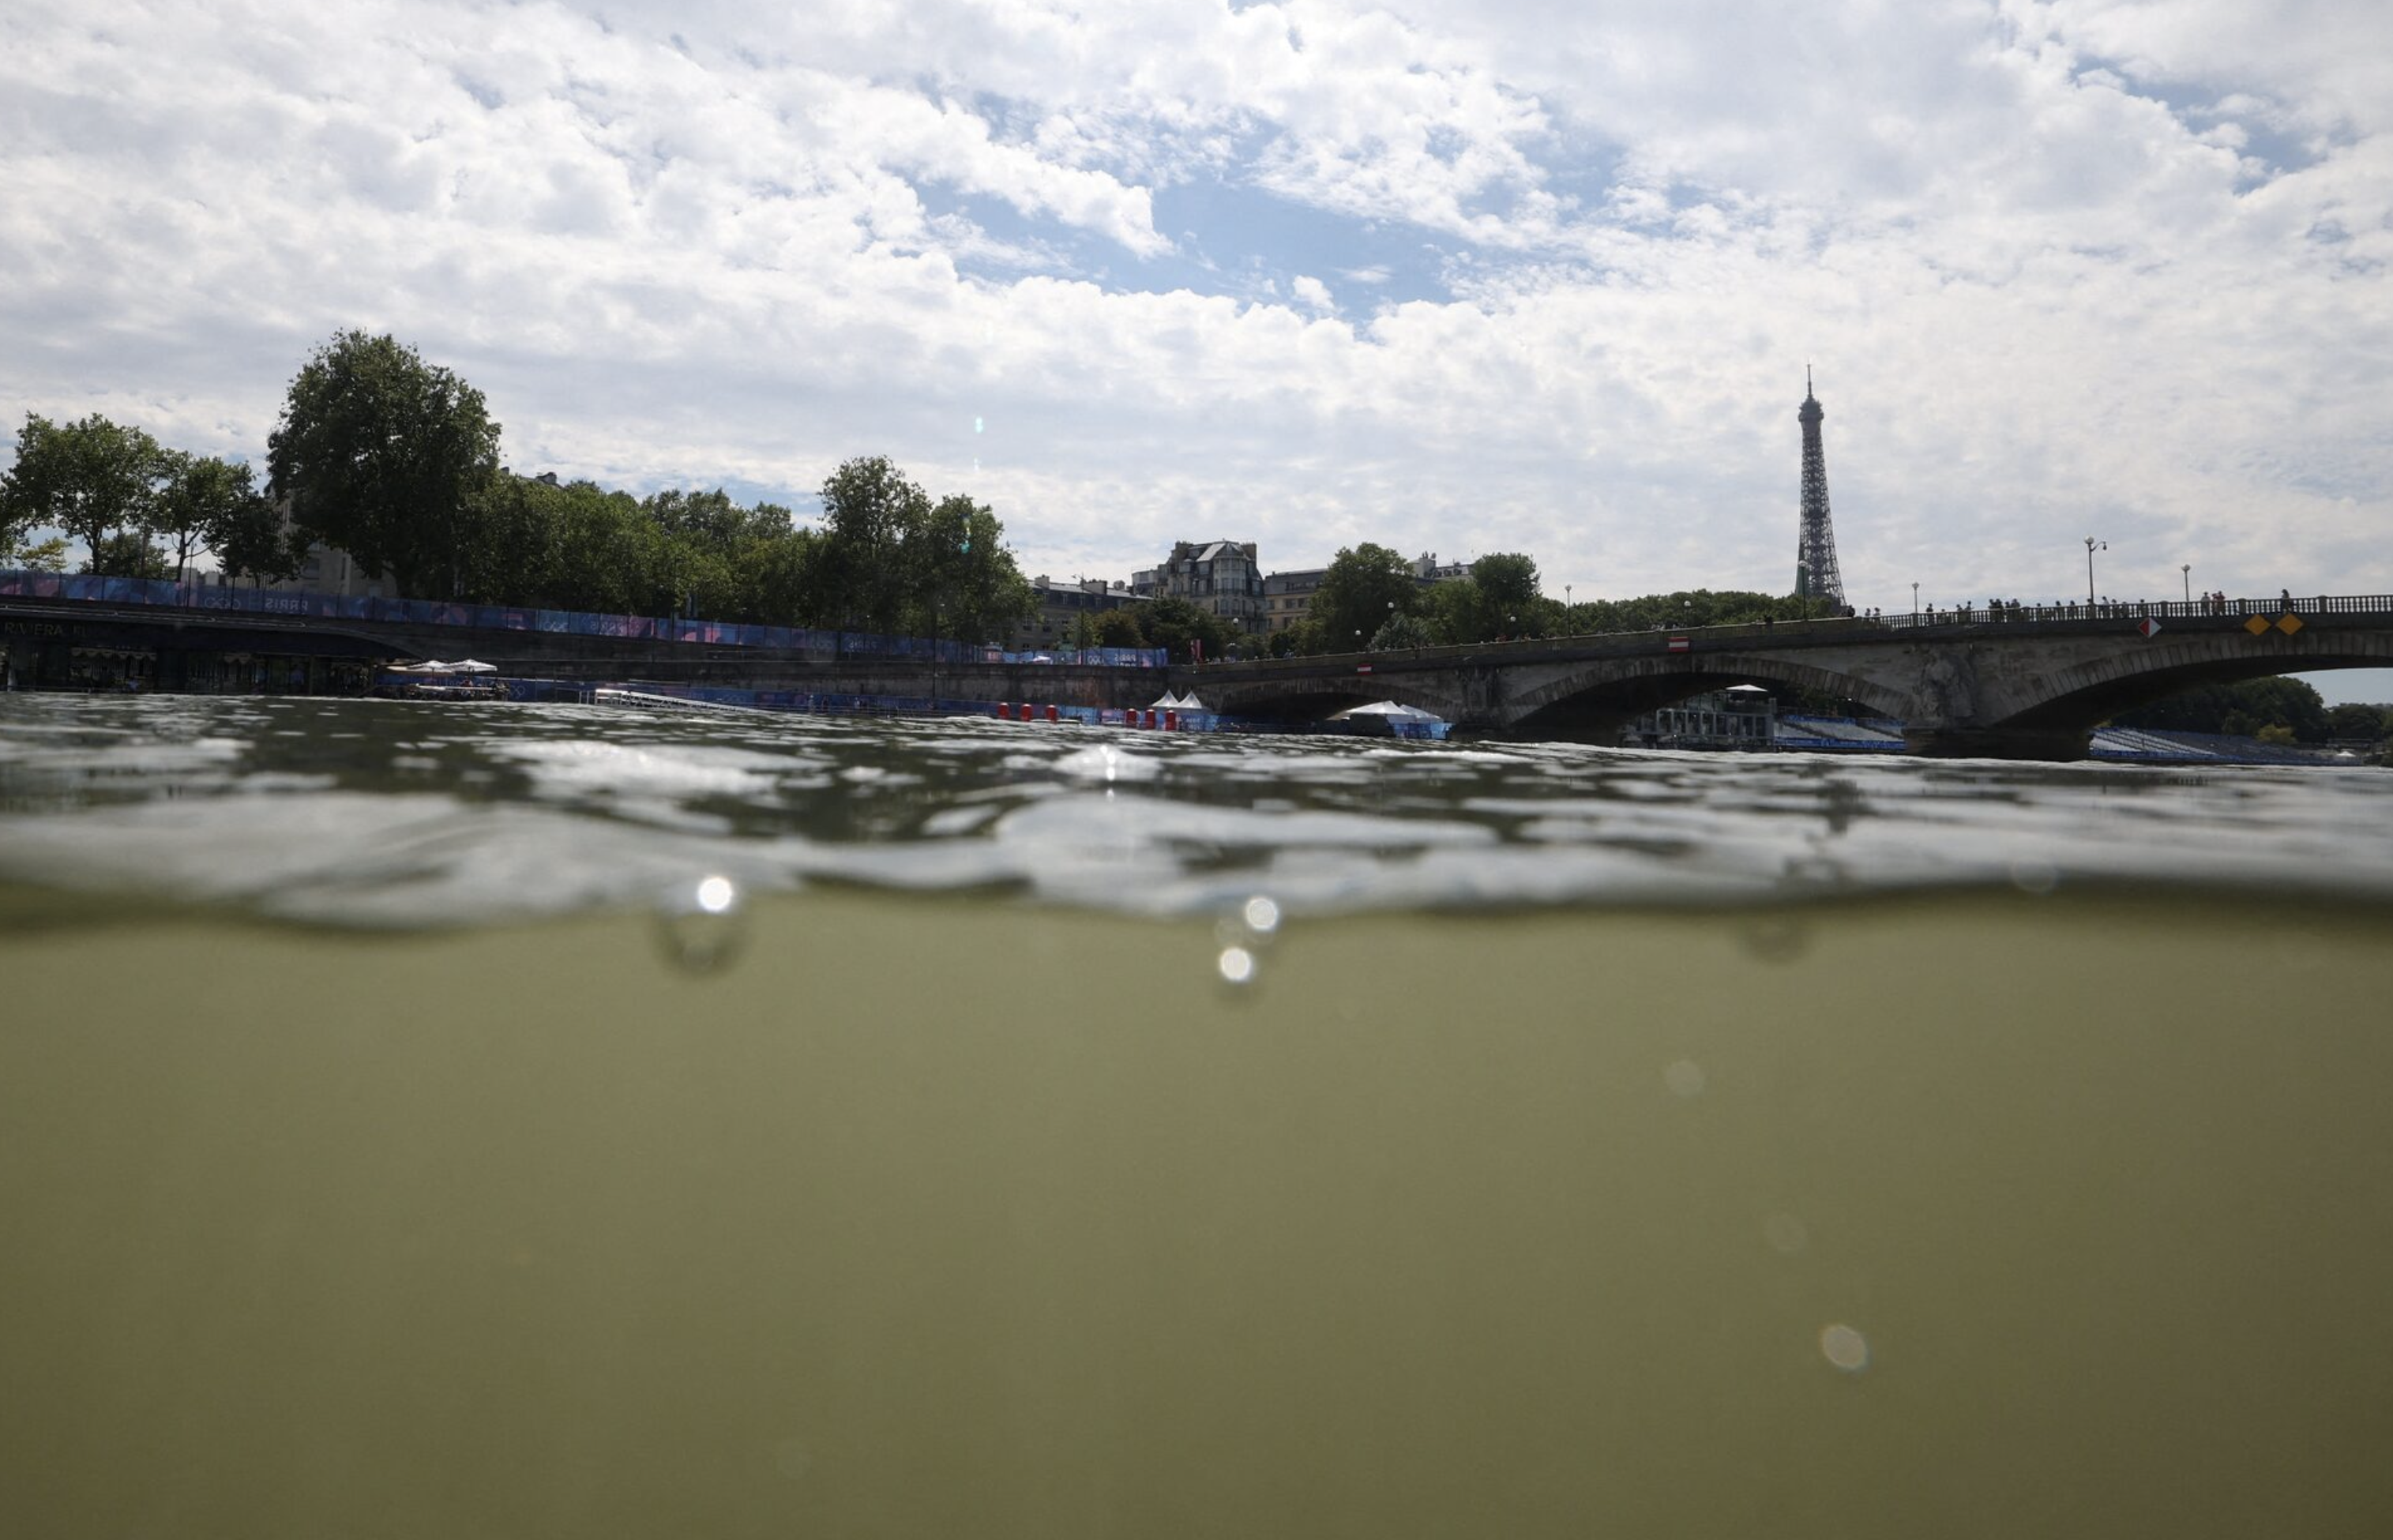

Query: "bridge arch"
left=1193, top=674, right=1466, bottom=725
left=1500, top=652, right=1910, bottom=738
left=1994, top=633, right=2393, bottom=735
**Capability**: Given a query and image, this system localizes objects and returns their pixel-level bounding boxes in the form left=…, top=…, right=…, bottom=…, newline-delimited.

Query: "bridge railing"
left=1876, top=595, right=2393, bottom=628
left=0, top=568, right=1168, bottom=669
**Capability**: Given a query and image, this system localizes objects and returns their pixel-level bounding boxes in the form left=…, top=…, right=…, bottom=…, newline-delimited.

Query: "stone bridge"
left=1179, top=596, right=2393, bottom=758
left=10, top=590, right=2391, bottom=760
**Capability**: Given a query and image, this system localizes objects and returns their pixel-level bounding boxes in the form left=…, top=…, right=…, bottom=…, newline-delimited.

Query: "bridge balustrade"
left=1880, top=595, right=2393, bottom=628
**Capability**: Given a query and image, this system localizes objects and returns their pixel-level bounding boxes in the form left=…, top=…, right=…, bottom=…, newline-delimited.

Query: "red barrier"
left=1163, top=710, right=1178, bottom=731
left=996, top=702, right=1012, bottom=719
left=1046, top=703, right=1060, bottom=722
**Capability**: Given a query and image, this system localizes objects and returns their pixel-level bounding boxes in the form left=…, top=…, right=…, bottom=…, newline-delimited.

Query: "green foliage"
left=268, top=331, right=502, bottom=601
left=151, top=454, right=272, bottom=581
left=6, top=534, right=70, bottom=572
left=1311, top=543, right=1418, bottom=652
left=1370, top=612, right=1437, bottom=651
left=1264, top=623, right=1313, bottom=659
left=213, top=488, right=304, bottom=588
left=88, top=529, right=172, bottom=580
left=1136, top=595, right=1239, bottom=662
left=2113, top=677, right=2330, bottom=742
left=1088, top=608, right=1148, bottom=649
left=2, top=412, right=173, bottom=573
left=2326, top=702, right=2393, bottom=743
left=1471, top=552, right=1541, bottom=610
left=1570, top=589, right=1836, bottom=633
left=817, top=456, right=931, bottom=635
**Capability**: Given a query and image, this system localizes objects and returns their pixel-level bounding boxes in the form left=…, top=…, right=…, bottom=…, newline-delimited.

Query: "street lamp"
left=2181, top=563, right=2191, bottom=603
left=1911, top=580, right=1918, bottom=619
left=2085, top=537, right=2106, bottom=607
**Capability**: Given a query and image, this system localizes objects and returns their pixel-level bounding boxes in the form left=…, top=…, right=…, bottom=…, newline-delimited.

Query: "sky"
left=5, top=0, right=2391, bottom=697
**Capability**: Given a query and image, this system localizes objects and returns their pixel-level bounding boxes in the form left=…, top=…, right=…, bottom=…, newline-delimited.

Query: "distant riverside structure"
left=1795, top=370, right=1845, bottom=607
left=1136, top=540, right=1267, bottom=630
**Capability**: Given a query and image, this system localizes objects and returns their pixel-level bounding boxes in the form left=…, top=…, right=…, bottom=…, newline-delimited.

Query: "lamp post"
left=2181, top=563, right=2191, bottom=603
left=1911, top=580, right=1918, bottom=620
left=2085, top=537, right=2106, bottom=607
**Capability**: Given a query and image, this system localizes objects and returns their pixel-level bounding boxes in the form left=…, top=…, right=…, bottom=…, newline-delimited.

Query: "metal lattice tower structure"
left=1794, top=369, right=1844, bottom=606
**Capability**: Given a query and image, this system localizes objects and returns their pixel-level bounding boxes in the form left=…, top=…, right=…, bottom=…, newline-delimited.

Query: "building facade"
left=1143, top=540, right=1265, bottom=631
left=1009, top=577, right=1146, bottom=652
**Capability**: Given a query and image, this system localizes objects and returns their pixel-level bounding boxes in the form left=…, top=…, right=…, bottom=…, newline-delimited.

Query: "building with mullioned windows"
left=1137, top=540, right=1266, bottom=631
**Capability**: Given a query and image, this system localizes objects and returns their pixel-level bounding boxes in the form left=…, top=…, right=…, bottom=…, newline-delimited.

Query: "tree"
left=1088, top=608, right=1147, bottom=648
left=817, top=456, right=932, bottom=635
left=2326, top=702, right=2391, bottom=744
left=1371, top=612, right=1437, bottom=651
left=2114, top=676, right=2330, bottom=742
left=1, top=413, right=172, bottom=574
left=267, top=331, right=502, bottom=601
left=214, top=488, right=305, bottom=588
left=5, top=534, right=70, bottom=572
left=88, top=530, right=172, bottom=580
left=1137, top=595, right=1238, bottom=661
left=1311, top=543, right=1419, bottom=653
left=1472, top=552, right=1541, bottom=612
left=150, top=453, right=272, bottom=581
left=741, top=528, right=831, bottom=628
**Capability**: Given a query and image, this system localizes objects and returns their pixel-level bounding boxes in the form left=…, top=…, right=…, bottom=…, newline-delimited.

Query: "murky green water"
left=5, top=696, right=2391, bottom=1536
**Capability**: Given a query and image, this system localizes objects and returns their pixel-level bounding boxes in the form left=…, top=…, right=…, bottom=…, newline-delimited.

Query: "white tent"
left=393, top=659, right=498, bottom=674
left=1330, top=700, right=1444, bottom=723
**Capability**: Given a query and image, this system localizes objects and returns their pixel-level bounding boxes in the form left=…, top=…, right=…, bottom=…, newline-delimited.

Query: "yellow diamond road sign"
left=2277, top=614, right=2305, bottom=635
left=2245, top=615, right=2271, bottom=636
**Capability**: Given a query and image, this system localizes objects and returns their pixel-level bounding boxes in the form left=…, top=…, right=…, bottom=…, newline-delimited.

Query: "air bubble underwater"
left=1212, top=894, right=1283, bottom=993
left=656, top=873, right=750, bottom=975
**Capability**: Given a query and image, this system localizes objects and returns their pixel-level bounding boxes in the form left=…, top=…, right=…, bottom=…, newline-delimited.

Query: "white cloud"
left=0, top=0, right=2387, bottom=619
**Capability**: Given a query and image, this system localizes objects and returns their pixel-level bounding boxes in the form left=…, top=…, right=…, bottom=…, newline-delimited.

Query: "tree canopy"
left=2113, top=677, right=2331, bottom=742
left=1310, top=543, right=1419, bottom=652
left=1, top=413, right=174, bottom=575
left=268, top=331, right=502, bottom=602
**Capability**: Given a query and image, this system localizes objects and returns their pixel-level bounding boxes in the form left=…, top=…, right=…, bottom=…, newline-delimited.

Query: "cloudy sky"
left=4, top=1, right=2389, bottom=687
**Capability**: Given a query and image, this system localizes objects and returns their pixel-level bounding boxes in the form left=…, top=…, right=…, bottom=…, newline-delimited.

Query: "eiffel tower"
left=1795, top=369, right=1844, bottom=605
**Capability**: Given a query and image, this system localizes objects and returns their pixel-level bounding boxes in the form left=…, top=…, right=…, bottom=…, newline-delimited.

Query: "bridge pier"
left=1901, top=726, right=2093, bottom=762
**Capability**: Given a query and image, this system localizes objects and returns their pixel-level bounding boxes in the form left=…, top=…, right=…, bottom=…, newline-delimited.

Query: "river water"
left=5, top=694, right=2391, bottom=1537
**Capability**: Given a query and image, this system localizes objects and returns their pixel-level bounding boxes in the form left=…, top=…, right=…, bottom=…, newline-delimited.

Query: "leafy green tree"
left=2, top=413, right=173, bottom=574
left=1089, top=607, right=1148, bottom=648
left=1137, top=595, right=1238, bottom=661
left=149, top=453, right=272, bottom=581
left=1311, top=543, right=1418, bottom=652
left=2114, top=677, right=2330, bottom=742
left=1265, top=621, right=1318, bottom=658
left=738, top=529, right=830, bottom=628
left=534, top=479, right=659, bottom=615
left=915, top=494, right=1036, bottom=644
left=5, top=534, right=70, bottom=572
left=1371, top=612, right=1437, bottom=651
left=88, top=529, right=172, bottom=579
left=267, top=331, right=502, bottom=601
left=817, top=456, right=931, bottom=635
left=2326, top=702, right=2391, bottom=743
left=1472, top=551, right=1541, bottom=611
left=214, top=489, right=306, bottom=588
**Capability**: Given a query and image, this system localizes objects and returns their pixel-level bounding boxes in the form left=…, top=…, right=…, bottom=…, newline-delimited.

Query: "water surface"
left=4, top=696, right=2390, bottom=1538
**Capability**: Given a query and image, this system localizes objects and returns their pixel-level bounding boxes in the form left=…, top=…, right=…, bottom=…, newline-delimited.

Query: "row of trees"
left=2, top=332, right=1041, bottom=642
left=1159, top=542, right=1839, bottom=659
left=2109, top=677, right=2393, bottom=745
left=0, top=414, right=299, bottom=584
